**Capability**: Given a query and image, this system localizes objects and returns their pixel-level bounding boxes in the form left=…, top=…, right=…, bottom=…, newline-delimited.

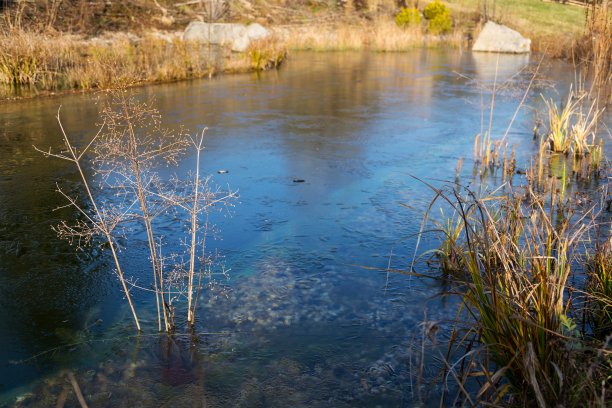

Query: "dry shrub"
left=0, top=0, right=181, bottom=34
left=37, top=91, right=238, bottom=332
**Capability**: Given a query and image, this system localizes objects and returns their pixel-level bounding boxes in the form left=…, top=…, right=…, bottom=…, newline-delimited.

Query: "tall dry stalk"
left=95, top=92, right=188, bottom=332
left=586, top=0, right=612, bottom=102
left=187, top=135, right=203, bottom=326
left=154, top=130, right=237, bottom=327
left=35, top=109, right=141, bottom=332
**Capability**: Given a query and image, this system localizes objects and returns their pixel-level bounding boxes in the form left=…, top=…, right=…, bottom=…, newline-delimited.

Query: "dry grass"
left=280, top=18, right=464, bottom=51
left=0, top=30, right=286, bottom=99
left=585, top=1, right=612, bottom=102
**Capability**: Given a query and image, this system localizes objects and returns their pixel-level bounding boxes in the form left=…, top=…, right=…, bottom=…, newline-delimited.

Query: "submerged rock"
left=472, top=21, right=531, bottom=54
left=183, top=22, right=271, bottom=52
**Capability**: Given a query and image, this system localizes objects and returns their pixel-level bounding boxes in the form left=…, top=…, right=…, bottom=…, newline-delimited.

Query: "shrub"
left=427, top=12, right=452, bottom=35
left=422, top=0, right=452, bottom=35
left=423, top=0, right=448, bottom=20
left=395, top=7, right=421, bottom=28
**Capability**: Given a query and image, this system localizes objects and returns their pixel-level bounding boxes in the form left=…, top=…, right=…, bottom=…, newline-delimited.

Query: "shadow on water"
left=0, top=102, right=120, bottom=395
left=0, top=49, right=609, bottom=406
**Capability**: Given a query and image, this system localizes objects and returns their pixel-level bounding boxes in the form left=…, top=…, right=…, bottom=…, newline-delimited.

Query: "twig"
left=67, top=372, right=89, bottom=408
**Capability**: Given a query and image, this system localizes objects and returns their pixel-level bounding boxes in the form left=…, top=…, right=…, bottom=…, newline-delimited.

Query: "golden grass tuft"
left=541, top=88, right=605, bottom=156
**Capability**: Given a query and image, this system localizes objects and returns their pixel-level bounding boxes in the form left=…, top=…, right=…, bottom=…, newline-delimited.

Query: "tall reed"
left=586, top=0, right=612, bottom=102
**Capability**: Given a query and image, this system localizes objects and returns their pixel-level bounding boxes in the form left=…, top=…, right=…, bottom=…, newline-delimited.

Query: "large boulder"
left=472, top=21, right=531, bottom=54
left=183, top=22, right=270, bottom=52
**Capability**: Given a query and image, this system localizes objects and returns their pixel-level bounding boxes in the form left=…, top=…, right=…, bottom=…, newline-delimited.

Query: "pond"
left=0, top=50, right=609, bottom=406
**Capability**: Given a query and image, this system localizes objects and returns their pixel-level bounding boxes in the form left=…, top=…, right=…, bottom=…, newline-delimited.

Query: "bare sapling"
left=36, top=91, right=236, bottom=333
left=94, top=92, right=188, bottom=332
left=34, top=108, right=141, bottom=332
left=152, top=130, right=237, bottom=327
left=185, top=131, right=237, bottom=327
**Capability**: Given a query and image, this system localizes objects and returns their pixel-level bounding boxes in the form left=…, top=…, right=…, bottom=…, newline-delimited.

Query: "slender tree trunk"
left=187, top=134, right=204, bottom=326
left=122, top=100, right=170, bottom=332
left=57, top=114, right=141, bottom=332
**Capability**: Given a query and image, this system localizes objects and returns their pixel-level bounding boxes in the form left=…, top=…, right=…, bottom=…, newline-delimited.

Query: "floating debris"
left=217, top=169, right=229, bottom=174
left=292, top=179, right=305, bottom=183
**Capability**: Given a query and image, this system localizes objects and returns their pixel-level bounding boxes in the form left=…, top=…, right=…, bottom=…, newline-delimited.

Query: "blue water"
left=0, top=50, right=608, bottom=406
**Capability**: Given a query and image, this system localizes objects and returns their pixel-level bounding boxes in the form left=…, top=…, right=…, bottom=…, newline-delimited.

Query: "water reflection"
left=471, top=52, right=530, bottom=84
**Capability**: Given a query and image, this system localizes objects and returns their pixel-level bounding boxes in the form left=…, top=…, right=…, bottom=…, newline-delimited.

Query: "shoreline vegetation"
left=0, top=0, right=607, bottom=101
left=414, top=82, right=612, bottom=405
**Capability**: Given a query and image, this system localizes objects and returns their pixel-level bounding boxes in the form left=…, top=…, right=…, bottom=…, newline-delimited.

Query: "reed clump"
left=415, top=79, right=611, bottom=405
left=247, top=37, right=287, bottom=72
left=542, top=88, right=605, bottom=156
left=419, top=178, right=611, bottom=406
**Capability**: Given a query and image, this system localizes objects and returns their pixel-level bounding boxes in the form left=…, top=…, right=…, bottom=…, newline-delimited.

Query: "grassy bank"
left=447, top=0, right=586, bottom=37
left=445, top=0, right=588, bottom=56
left=0, top=30, right=286, bottom=100
left=0, top=0, right=603, bottom=99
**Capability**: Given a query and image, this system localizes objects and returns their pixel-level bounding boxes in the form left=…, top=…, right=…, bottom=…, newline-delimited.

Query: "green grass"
left=446, top=0, right=587, bottom=36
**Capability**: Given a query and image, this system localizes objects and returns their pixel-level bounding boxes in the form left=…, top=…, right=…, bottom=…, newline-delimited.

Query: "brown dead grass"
left=281, top=18, right=464, bottom=51
left=0, top=30, right=286, bottom=99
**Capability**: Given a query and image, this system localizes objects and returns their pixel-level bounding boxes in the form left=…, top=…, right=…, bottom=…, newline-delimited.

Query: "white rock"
left=472, top=21, right=531, bottom=54
left=231, top=35, right=251, bottom=52
left=245, top=23, right=270, bottom=40
left=183, top=22, right=271, bottom=52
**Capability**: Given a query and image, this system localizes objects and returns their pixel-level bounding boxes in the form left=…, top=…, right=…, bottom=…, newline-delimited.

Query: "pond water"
left=0, top=50, right=610, bottom=407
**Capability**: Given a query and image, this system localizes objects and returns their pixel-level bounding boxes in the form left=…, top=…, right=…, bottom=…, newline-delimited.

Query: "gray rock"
left=183, top=21, right=270, bottom=52
left=472, top=21, right=531, bottom=54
